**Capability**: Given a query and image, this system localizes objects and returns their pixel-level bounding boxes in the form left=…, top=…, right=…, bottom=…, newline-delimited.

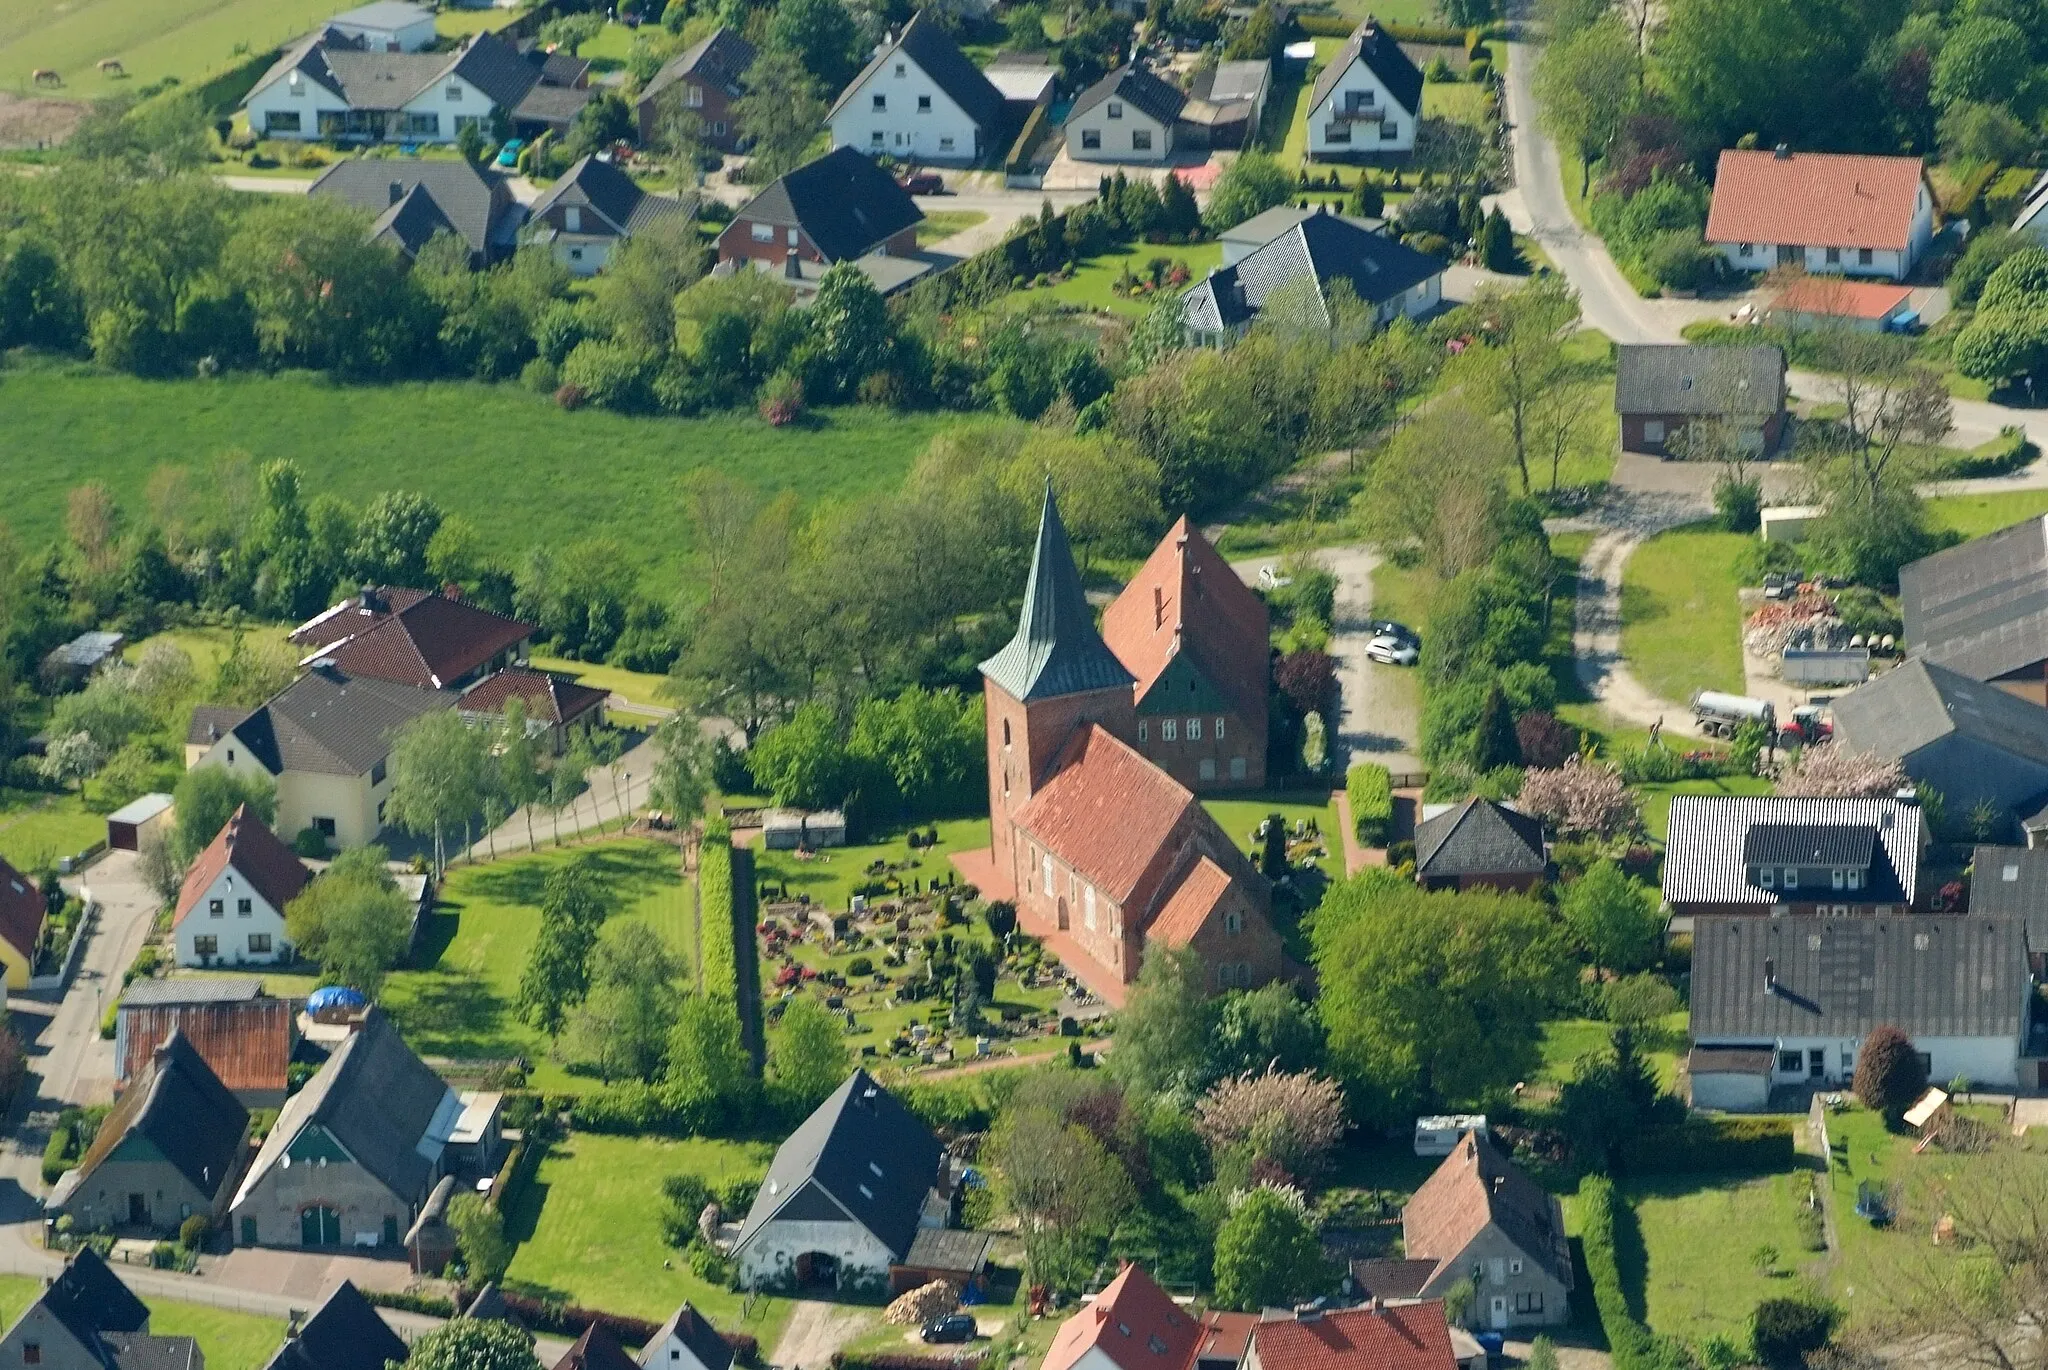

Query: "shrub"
left=1751, top=1295, right=1837, bottom=1367
left=1642, top=230, right=1716, bottom=292
left=759, top=369, right=805, bottom=426
left=1346, top=764, right=1394, bottom=845
left=1715, top=473, right=1762, bottom=532
left=364, top=1289, right=460, bottom=1316
left=178, top=1214, right=209, bottom=1250
left=1468, top=56, right=1492, bottom=82
left=292, top=826, right=330, bottom=859
left=1852, top=1024, right=1927, bottom=1121
left=570, top=1080, right=674, bottom=1134
left=40, top=1127, right=73, bottom=1185
left=1616, top=1117, right=1797, bottom=1175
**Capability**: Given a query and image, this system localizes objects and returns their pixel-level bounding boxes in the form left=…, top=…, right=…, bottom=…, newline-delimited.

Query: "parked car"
left=898, top=169, right=944, bottom=195
left=1366, top=634, right=1418, bottom=666
left=495, top=138, right=524, bottom=168
left=922, top=1315, right=978, bottom=1344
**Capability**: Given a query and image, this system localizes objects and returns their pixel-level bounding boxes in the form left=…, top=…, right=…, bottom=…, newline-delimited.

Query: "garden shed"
left=106, top=793, right=173, bottom=853
left=889, top=1227, right=995, bottom=1294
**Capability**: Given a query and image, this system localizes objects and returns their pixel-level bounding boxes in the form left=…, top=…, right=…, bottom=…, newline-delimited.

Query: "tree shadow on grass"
left=502, top=1168, right=552, bottom=1246
left=463, top=841, right=680, bottom=914
left=383, top=970, right=517, bottom=1058
left=1610, top=1179, right=1652, bottom=1323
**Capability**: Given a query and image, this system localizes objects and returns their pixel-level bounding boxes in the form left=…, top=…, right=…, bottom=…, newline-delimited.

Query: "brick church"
left=953, top=488, right=1285, bottom=1006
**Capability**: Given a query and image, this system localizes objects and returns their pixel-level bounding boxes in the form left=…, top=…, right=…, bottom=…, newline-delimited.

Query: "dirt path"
left=772, top=1300, right=875, bottom=1370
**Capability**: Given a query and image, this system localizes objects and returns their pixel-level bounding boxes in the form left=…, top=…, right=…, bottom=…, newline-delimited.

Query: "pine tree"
left=1480, top=207, right=1518, bottom=272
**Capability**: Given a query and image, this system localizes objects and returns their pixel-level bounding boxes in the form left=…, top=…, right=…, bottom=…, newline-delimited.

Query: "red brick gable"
left=1102, top=518, right=1270, bottom=721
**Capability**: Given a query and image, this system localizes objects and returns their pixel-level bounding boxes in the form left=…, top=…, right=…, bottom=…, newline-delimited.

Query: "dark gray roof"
left=310, top=157, right=514, bottom=258
left=1833, top=657, right=2048, bottom=771
left=232, top=665, right=453, bottom=778
left=639, top=25, right=756, bottom=109
left=529, top=156, right=695, bottom=238
left=370, top=182, right=459, bottom=259
left=102, top=1336, right=202, bottom=1370
left=47, top=631, right=124, bottom=669
left=1184, top=210, right=1442, bottom=333
left=1662, top=795, right=1923, bottom=907
left=1969, top=844, right=2048, bottom=950
left=1201, top=59, right=1270, bottom=106
left=832, top=10, right=1004, bottom=130
left=70, top=1030, right=248, bottom=1204
left=1690, top=914, right=2027, bottom=1040
left=122, top=976, right=263, bottom=1007
left=736, top=147, right=923, bottom=264
left=1900, top=517, right=2048, bottom=683
left=1742, top=822, right=1879, bottom=867
left=1414, top=797, right=1547, bottom=877
left=320, top=48, right=457, bottom=107
left=901, top=1226, right=994, bottom=1273
left=249, top=31, right=533, bottom=113
left=513, top=82, right=595, bottom=128
left=236, top=1009, right=457, bottom=1208
left=1070, top=64, right=1187, bottom=125
left=979, top=486, right=1134, bottom=703
left=1613, top=344, right=1785, bottom=417
left=263, top=1281, right=409, bottom=1370
left=733, top=1068, right=943, bottom=1263
left=446, top=30, right=543, bottom=108
left=1347, top=1257, right=1437, bottom=1300
left=187, top=704, right=251, bottom=750
left=1686, top=1045, right=1775, bottom=1075
left=641, top=1302, right=734, bottom=1370
left=36, top=1249, right=149, bottom=1356
left=1308, top=21, right=1422, bottom=122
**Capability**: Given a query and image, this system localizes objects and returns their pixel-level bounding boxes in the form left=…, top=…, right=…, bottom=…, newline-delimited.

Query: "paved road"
left=462, top=731, right=661, bottom=861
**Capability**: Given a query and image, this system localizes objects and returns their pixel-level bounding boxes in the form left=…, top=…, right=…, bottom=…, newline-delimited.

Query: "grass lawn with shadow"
left=1927, top=489, right=2048, bottom=542
left=0, top=789, right=102, bottom=870
left=380, top=839, right=692, bottom=1091
left=1636, top=774, right=1776, bottom=843
left=504, top=1130, right=794, bottom=1329
left=1029, top=241, right=1224, bottom=319
left=527, top=654, right=675, bottom=711
left=917, top=211, right=991, bottom=246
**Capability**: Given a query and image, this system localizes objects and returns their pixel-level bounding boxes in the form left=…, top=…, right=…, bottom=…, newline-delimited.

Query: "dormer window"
left=1832, top=868, right=1845, bottom=890
left=1108, top=101, right=1123, bottom=119
left=1759, top=867, right=1775, bottom=887
left=1848, top=869, right=1863, bottom=890
left=1782, top=868, right=1799, bottom=888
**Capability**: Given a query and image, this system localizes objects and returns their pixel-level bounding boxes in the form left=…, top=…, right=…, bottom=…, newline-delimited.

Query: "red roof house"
left=458, top=667, right=609, bottom=753
left=292, top=585, right=534, bottom=691
left=1043, top=1264, right=1204, bottom=1370
left=1705, top=148, right=1935, bottom=282
left=173, top=806, right=311, bottom=970
left=1247, top=1304, right=1459, bottom=1370
left=0, top=857, right=45, bottom=990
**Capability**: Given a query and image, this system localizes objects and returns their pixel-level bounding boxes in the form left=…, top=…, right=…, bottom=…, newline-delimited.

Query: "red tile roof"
left=119, top=999, right=296, bottom=1095
left=0, top=857, right=44, bottom=962
left=1102, top=518, right=1270, bottom=721
left=294, top=586, right=534, bottom=690
left=174, top=806, right=310, bottom=927
left=1402, top=1132, right=1571, bottom=1291
left=460, top=668, right=609, bottom=726
left=1042, top=1264, right=1203, bottom=1370
left=1705, top=149, right=1927, bottom=252
left=1249, top=1305, right=1457, bottom=1370
left=1146, top=856, right=1234, bottom=948
left=1015, top=726, right=1199, bottom=905
left=1772, top=278, right=1913, bottom=320
left=1193, top=1311, right=1257, bottom=1366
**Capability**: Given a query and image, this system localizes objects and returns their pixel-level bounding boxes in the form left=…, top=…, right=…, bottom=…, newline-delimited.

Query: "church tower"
left=979, top=486, right=1137, bottom=874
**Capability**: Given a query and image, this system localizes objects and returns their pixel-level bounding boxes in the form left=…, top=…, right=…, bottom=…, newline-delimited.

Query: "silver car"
left=1365, top=634, right=1418, bottom=666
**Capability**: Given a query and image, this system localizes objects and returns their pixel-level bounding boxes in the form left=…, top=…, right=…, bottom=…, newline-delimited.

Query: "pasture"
left=0, top=0, right=347, bottom=98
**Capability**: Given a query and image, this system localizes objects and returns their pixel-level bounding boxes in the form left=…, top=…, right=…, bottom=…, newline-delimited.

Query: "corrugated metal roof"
left=119, top=998, right=294, bottom=1094
left=1900, top=519, right=2048, bottom=683
left=1662, top=795, right=1922, bottom=907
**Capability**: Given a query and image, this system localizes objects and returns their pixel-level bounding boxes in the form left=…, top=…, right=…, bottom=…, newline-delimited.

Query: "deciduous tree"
left=1213, top=1187, right=1327, bottom=1311
left=770, top=994, right=849, bottom=1115
left=171, top=767, right=277, bottom=864
left=406, top=1317, right=541, bottom=1370
left=1109, top=944, right=1216, bottom=1096
left=386, top=709, right=487, bottom=878
left=1560, top=860, right=1662, bottom=973
left=1852, top=1024, right=1926, bottom=1122
left=570, top=920, right=682, bottom=1081
left=283, top=846, right=412, bottom=996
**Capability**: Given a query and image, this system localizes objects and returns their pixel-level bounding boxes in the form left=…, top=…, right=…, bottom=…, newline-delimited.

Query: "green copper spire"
left=979, top=484, right=1134, bottom=702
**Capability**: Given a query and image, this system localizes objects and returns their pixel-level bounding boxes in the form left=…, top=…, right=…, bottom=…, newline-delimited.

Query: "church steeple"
left=979, top=484, right=1135, bottom=702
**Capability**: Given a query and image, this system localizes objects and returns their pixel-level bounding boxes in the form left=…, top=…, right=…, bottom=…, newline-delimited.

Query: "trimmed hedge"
left=700, top=821, right=740, bottom=1004
left=1617, top=1117, right=1796, bottom=1176
left=1578, top=1177, right=1693, bottom=1370
left=40, top=1128, right=73, bottom=1186
left=1347, top=763, right=1394, bottom=845
left=365, top=1290, right=458, bottom=1317
left=492, top=1290, right=660, bottom=1346
left=486, top=1123, right=549, bottom=1215
left=831, top=1356, right=989, bottom=1370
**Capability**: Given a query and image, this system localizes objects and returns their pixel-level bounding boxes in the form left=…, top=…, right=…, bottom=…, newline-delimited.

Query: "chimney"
left=1764, top=956, right=1778, bottom=993
left=1153, top=585, right=1165, bottom=629
left=388, top=182, right=404, bottom=204
left=785, top=247, right=802, bottom=281
left=1368, top=1296, right=1384, bottom=1317
left=358, top=584, right=379, bottom=612
left=1773, top=143, right=1791, bottom=159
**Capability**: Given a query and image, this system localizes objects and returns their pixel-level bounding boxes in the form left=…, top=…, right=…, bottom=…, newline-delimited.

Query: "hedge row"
left=485, top=1124, right=548, bottom=1215
left=700, top=820, right=740, bottom=1005
left=1578, top=1177, right=1693, bottom=1370
left=40, top=1128, right=73, bottom=1186
left=365, top=1289, right=458, bottom=1317
left=1294, top=13, right=1498, bottom=43
left=900, top=206, right=1077, bottom=315
left=1616, top=1117, right=1796, bottom=1176
left=483, top=1291, right=762, bottom=1363
left=1347, top=763, right=1394, bottom=846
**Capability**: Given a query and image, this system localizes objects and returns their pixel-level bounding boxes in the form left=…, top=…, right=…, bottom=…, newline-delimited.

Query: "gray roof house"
left=730, top=1068, right=949, bottom=1291
left=262, top=1281, right=409, bottom=1370
left=1660, top=794, right=1923, bottom=926
left=1613, top=343, right=1787, bottom=456
left=1413, top=796, right=1547, bottom=891
left=1182, top=206, right=1444, bottom=343
left=243, top=30, right=542, bottom=146
left=715, top=146, right=929, bottom=296
left=1185, top=59, right=1270, bottom=149
left=0, top=1248, right=200, bottom=1370
left=309, top=156, right=524, bottom=264
left=1687, top=913, right=2029, bottom=1106
left=48, top=1030, right=251, bottom=1237
left=639, top=1303, right=736, bottom=1370
left=1969, top=845, right=2048, bottom=971
left=635, top=26, right=755, bottom=151
left=1305, top=20, right=1422, bottom=157
left=1831, top=658, right=2048, bottom=839
left=191, top=664, right=454, bottom=851
left=1899, top=516, right=2048, bottom=706
left=1065, top=65, right=1187, bottom=163
left=229, top=1008, right=462, bottom=1250
left=525, top=155, right=696, bottom=276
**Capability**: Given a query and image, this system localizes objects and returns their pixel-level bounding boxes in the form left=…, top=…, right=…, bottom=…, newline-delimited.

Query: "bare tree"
left=1805, top=328, right=1955, bottom=504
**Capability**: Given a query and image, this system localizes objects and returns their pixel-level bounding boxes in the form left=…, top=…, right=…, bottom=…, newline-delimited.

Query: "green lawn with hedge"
left=0, top=788, right=101, bottom=871
left=1619, top=526, right=1750, bottom=707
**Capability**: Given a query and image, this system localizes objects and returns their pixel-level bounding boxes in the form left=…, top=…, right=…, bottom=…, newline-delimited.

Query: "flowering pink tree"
left=1518, top=756, right=1640, bottom=838
left=1196, top=1067, right=1346, bottom=1182
left=1775, top=745, right=1907, bottom=798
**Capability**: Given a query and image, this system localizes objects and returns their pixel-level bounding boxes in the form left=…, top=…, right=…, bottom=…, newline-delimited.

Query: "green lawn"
left=1202, top=791, right=1340, bottom=877
left=0, top=1276, right=284, bottom=1368
left=527, top=654, right=675, bottom=711
left=1622, top=1170, right=1820, bottom=1346
left=127, top=624, right=292, bottom=679
left=435, top=7, right=522, bottom=34
left=1619, top=526, right=1749, bottom=706
left=0, top=789, right=102, bottom=870
left=504, top=1130, right=796, bottom=1330
left=0, top=361, right=955, bottom=581
left=1926, top=489, right=2048, bottom=542
left=1536, top=1012, right=1689, bottom=1093
left=1422, top=78, right=1492, bottom=128
left=916, top=210, right=990, bottom=247
left=0, top=0, right=354, bottom=96
left=1029, top=240, right=1224, bottom=319
left=753, top=818, right=991, bottom=913
left=380, top=839, right=692, bottom=1092
left=577, top=21, right=639, bottom=64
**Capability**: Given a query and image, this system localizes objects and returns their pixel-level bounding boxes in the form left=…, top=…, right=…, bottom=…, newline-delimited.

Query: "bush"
left=1642, top=230, right=1716, bottom=292
left=489, top=1289, right=661, bottom=1346
left=1852, top=1024, right=1927, bottom=1122
left=178, top=1214, right=209, bottom=1250
left=1715, top=473, right=1762, bottom=532
left=570, top=1081, right=674, bottom=1134
left=40, top=1127, right=73, bottom=1185
left=1346, top=764, right=1394, bottom=845
left=1751, top=1295, right=1837, bottom=1368
left=1468, top=56, right=1492, bottom=82
left=292, top=826, right=330, bottom=859
left=1616, top=1117, right=1797, bottom=1175
left=364, top=1289, right=459, bottom=1316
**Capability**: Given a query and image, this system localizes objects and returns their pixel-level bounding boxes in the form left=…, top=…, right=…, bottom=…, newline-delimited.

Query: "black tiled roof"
left=231, top=665, right=453, bottom=778
left=639, top=26, right=755, bottom=109
left=1070, top=64, right=1187, bottom=125
left=1307, top=21, right=1422, bottom=123
left=735, top=146, right=923, bottom=264
left=832, top=10, right=1004, bottom=131
left=644, top=1303, right=735, bottom=1370
left=263, top=1282, right=409, bottom=1370
left=43, top=1249, right=149, bottom=1347
left=1183, top=210, right=1442, bottom=333
left=1414, top=797, right=1546, bottom=878
left=529, top=155, right=695, bottom=237
left=1969, top=844, right=2048, bottom=951
left=310, top=157, right=514, bottom=258
left=1742, top=822, right=1879, bottom=868
left=68, top=1030, right=248, bottom=1205
left=1661, top=796, right=1923, bottom=908
left=1833, top=656, right=2048, bottom=772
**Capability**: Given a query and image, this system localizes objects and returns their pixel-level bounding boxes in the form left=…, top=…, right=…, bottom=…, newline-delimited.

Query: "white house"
left=524, top=154, right=694, bottom=275
left=729, top=1070, right=949, bottom=1291
left=1063, top=65, right=1186, bottom=164
left=1705, top=148, right=1936, bottom=282
left=172, top=806, right=310, bottom=969
left=1687, top=914, right=2027, bottom=1109
left=243, top=30, right=538, bottom=144
left=827, top=11, right=1006, bottom=166
left=639, top=1303, right=736, bottom=1370
left=325, top=0, right=438, bottom=52
left=1304, top=20, right=1422, bottom=158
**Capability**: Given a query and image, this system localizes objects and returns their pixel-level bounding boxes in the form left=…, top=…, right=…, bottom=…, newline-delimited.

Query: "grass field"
left=0, top=0, right=351, bottom=97
left=1623, top=1169, right=1820, bottom=1346
left=435, top=8, right=524, bottom=35
left=0, top=788, right=101, bottom=870
left=0, top=1275, right=285, bottom=1368
left=527, top=655, right=674, bottom=711
left=1619, top=525, right=1749, bottom=706
left=381, top=839, right=693, bottom=1092
left=1535, top=1011, right=1689, bottom=1091
left=1637, top=774, right=1776, bottom=842
left=1927, top=489, right=2048, bottom=541
left=0, top=360, right=954, bottom=580
left=504, top=1130, right=795, bottom=1329
left=916, top=210, right=990, bottom=247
